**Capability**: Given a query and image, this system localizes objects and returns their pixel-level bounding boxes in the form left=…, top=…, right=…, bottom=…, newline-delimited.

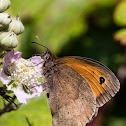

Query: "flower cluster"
left=1, top=50, right=44, bottom=103
left=0, top=0, right=24, bottom=51
left=0, top=0, right=44, bottom=105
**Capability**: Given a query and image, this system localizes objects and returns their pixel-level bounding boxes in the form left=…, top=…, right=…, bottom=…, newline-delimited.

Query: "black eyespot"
left=43, top=62, right=45, bottom=67
left=47, top=93, right=49, bottom=98
left=100, top=77, right=105, bottom=85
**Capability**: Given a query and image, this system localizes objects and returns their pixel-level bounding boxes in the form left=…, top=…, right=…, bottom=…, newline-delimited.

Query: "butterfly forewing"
left=57, top=56, right=120, bottom=107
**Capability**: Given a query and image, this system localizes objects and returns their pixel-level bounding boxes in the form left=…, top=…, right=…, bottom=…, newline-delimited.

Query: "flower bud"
left=0, top=0, right=11, bottom=13
left=0, top=31, right=18, bottom=49
left=8, top=16, right=24, bottom=35
left=0, top=13, right=12, bottom=30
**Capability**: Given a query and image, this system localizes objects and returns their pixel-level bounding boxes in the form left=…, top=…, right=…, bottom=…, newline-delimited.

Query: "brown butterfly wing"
left=45, top=64, right=97, bottom=126
left=57, top=56, right=120, bottom=107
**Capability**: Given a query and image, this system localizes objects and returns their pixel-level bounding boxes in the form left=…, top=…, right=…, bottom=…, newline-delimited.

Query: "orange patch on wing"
left=57, top=57, right=106, bottom=97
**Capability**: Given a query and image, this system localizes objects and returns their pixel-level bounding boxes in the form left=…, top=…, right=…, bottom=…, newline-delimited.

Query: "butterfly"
left=40, top=48, right=120, bottom=126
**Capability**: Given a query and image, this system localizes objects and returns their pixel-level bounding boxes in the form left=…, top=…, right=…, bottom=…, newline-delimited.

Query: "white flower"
left=0, top=50, right=44, bottom=103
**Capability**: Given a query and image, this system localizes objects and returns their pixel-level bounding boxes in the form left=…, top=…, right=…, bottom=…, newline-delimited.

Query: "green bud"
left=0, top=31, right=18, bottom=49
left=0, top=13, right=12, bottom=30
left=8, top=16, right=24, bottom=35
left=0, top=0, right=11, bottom=13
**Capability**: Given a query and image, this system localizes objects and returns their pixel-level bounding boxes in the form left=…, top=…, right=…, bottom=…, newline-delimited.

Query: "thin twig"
left=26, top=116, right=33, bottom=126
left=0, top=95, right=21, bottom=116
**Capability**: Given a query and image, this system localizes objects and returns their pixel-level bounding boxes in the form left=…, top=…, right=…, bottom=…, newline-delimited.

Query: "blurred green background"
left=0, top=0, right=126, bottom=126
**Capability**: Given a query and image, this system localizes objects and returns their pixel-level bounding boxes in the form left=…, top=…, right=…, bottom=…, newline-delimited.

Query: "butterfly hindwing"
left=45, top=64, right=97, bottom=126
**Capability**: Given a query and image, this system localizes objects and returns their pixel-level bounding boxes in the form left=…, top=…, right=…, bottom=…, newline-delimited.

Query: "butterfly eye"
left=100, top=77, right=105, bottom=85
left=44, top=54, right=50, bottom=60
left=42, top=50, right=50, bottom=60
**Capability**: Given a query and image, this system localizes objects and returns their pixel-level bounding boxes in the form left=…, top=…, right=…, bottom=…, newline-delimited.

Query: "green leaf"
left=0, top=93, right=52, bottom=126
left=114, top=1, right=126, bottom=26
left=106, top=117, right=126, bottom=126
left=114, top=28, right=126, bottom=45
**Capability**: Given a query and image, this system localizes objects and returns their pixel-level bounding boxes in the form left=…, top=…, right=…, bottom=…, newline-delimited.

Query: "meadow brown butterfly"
left=41, top=48, right=120, bottom=126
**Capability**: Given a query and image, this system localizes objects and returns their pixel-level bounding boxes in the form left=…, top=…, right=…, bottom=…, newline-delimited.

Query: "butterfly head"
left=42, top=49, right=55, bottom=60
left=42, top=49, right=57, bottom=67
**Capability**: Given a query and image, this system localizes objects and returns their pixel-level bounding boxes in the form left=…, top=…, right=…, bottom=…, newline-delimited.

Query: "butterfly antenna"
left=31, top=42, right=49, bottom=50
left=31, top=35, right=49, bottom=50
